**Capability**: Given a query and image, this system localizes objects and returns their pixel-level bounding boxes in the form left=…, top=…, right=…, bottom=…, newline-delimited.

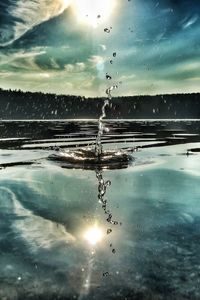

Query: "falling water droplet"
left=113, top=52, right=117, bottom=57
left=113, top=221, right=119, bottom=225
left=106, top=213, right=112, bottom=223
left=105, top=180, right=111, bottom=186
left=106, top=73, right=112, bottom=80
left=106, top=85, right=118, bottom=99
left=104, top=28, right=110, bottom=33
left=107, top=229, right=112, bottom=234
left=95, top=99, right=109, bottom=156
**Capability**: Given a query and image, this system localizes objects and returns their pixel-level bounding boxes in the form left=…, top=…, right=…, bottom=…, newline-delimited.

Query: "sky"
left=0, top=0, right=200, bottom=97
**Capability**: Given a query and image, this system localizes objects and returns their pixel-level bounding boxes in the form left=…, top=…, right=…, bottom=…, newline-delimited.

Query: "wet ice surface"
left=1, top=120, right=200, bottom=299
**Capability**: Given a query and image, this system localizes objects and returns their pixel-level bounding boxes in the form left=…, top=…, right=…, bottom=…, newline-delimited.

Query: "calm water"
left=0, top=120, right=200, bottom=299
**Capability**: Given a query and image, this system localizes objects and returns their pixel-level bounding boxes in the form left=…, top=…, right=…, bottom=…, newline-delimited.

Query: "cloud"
left=181, top=15, right=199, bottom=29
left=0, top=47, right=47, bottom=71
left=0, top=0, right=71, bottom=46
left=88, top=55, right=106, bottom=79
left=99, top=44, right=107, bottom=51
left=64, top=62, right=86, bottom=73
left=49, top=58, right=60, bottom=69
left=0, top=0, right=200, bottom=96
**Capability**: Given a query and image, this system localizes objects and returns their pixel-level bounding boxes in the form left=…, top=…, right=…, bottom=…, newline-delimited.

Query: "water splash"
left=104, top=27, right=111, bottom=33
left=106, top=85, right=118, bottom=100
left=106, top=73, right=112, bottom=80
left=94, top=85, right=118, bottom=157
left=95, top=168, right=120, bottom=258
left=95, top=99, right=109, bottom=156
left=96, top=169, right=119, bottom=226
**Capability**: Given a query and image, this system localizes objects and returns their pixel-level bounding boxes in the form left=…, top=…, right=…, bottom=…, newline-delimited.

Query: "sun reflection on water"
left=83, top=225, right=104, bottom=246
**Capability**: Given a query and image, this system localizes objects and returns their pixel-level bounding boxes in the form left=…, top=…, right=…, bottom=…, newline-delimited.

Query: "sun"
left=84, top=225, right=104, bottom=246
left=72, top=0, right=116, bottom=28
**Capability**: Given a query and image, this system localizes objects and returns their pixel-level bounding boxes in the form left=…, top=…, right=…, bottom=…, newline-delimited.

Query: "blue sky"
left=0, top=0, right=200, bottom=96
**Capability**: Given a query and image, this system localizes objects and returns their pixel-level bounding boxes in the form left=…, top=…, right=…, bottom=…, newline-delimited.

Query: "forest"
left=0, top=89, right=199, bottom=119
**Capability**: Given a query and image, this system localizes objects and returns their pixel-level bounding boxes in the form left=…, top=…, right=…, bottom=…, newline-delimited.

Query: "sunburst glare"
left=72, top=0, right=116, bottom=28
left=84, top=225, right=104, bottom=246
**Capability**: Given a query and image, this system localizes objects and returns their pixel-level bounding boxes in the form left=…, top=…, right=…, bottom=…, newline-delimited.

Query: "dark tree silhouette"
left=0, top=88, right=199, bottom=119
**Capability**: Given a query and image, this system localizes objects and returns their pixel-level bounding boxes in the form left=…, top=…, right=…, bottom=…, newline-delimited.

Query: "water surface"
left=0, top=120, right=200, bottom=299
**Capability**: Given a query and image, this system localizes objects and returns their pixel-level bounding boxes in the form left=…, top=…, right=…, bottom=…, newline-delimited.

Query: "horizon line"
left=0, top=119, right=200, bottom=122
left=0, top=87, right=200, bottom=98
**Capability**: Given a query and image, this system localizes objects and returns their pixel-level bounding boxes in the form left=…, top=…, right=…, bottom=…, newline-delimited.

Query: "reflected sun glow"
left=72, top=0, right=116, bottom=27
left=84, top=225, right=104, bottom=245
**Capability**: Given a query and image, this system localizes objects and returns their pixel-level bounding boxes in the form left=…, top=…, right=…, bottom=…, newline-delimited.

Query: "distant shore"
left=0, top=88, right=199, bottom=119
